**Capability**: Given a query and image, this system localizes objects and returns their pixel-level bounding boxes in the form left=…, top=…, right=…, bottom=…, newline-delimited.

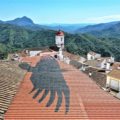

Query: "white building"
left=29, top=51, right=41, bottom=57
left=86, top=51, right=115, bottom=70
left=87, top=51, right=101, bottom=60
left=85, top=58, right=112, bottom=70
left=79, top=57, right=86, bottom=63
left=55, top=30, right=64, bottom=60
left=106, top=68, right=120, bottom=98
left=55, top=30, right=64, bottom=49
left=64, top=57, right=70, bottom=64
left=105, top=56, right=115, bottom=63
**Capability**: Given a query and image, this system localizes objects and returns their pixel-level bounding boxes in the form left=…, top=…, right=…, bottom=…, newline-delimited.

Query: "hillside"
left=76, top=21, right=120, bottom=33
left=76, top=21, right=120, bottom=38
left=87, top=22, right=120, bottom=38
left=0, top=23, right=56, bottom=52
left=0, top=23, right=120, bottom=61
left=74, top=21, right=120, bottom=61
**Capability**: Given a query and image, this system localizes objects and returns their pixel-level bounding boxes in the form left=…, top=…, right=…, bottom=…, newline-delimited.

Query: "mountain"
left=0, top=17, right=92, bottom=32
left=44, top=24, right=91, bottom=33
left=0, top=23, right=120, bottom=61
left=0, top=20, right=3, bottom=23
left=6, top=16, right=34, bottom=26
left=88, top=22, right=120, bottom=38
left=0, top=16, right=48, bottom=31
left=76, top=21, right=120, bottom=34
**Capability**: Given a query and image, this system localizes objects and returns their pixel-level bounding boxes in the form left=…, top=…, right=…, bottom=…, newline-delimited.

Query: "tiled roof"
left=63, top=51, right=80, bottom=61
left=56, top=30, right=64, bottom=36
left=111, top=62, right=120, bottom=70
left=4, top=53, right=120, bottom=120
left=108, top=69, right=120, bottom=80
left=0, top=61, right=26, bottom=119
left=88, top=51, right=99, bottom=56
left=85, top=59, right=104, bottom=68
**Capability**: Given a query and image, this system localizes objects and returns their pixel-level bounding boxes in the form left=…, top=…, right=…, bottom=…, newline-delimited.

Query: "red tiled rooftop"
left=5, top=53, right=120, bottom=120
left=56, top=30, right=64, bottom=36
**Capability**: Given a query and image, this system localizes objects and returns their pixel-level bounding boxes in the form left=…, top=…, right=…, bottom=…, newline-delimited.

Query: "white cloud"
left=84, top=15, right=120, bottom=23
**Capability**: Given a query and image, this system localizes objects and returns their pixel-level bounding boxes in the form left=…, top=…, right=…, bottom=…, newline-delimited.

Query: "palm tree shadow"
left=19, top=56, right=70, bottom=114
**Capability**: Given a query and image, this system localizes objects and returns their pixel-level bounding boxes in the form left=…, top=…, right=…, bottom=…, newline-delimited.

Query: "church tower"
left=55, top=30, right=64, bottom=49
left=55, top=30, right=64, bottom=60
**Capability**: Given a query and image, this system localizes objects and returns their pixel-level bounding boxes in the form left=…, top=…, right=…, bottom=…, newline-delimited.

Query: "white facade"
left=29, top=51, right=41, bottom=57
left=64, top=57, right=70, bottom=64
left=58, top=48, right=64, bottom=61
left=106, top=62, right=111, bottom=70
left=100, top=60, right=111, bottom=70
left=100, top=60, right=106, bottom=69
left=55, top=35, right=64, bottom=48
left=55, top=31, right=65, bottom=61
left=87, top=52, right=101, bottom=60
left=79, top=57, right=86, bottom=63
left=87, top=53, right=94, bottom=60
left=106, top=76, right=120, bottom=91
left=107, top=56, right=115, bottom=63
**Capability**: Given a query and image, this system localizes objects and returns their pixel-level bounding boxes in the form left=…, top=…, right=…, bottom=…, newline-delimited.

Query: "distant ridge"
left=0, top=20, right=3, bottom=23
left=76, top=21, right=120, bottom=34
left=6, top=16, right=34, bottom=26
left=0, top=16, right=90, bottom=32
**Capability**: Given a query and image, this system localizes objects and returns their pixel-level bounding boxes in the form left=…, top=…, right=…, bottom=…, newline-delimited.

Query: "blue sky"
left=0, top=0, right=120, bottom=24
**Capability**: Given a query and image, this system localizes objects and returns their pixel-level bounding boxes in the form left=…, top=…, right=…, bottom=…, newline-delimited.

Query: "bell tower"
left=55, top=30, right=64, bottom=49
left=55, top=30, right=64, bottom=60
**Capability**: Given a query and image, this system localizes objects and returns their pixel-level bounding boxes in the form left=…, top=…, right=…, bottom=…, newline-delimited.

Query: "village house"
left=87, top=51, right=101, bottom=60
left=85, top=51, right=115, bottom=70
left=63, top=51, right=86, bottom=63
left=106, top=67, right=120, bottom=98
left=25, top=49, right=41, bottom=57
left=85, top=58, right=114, bottom=70
left=85, top=59, right=106, bottom=69
left=29, top=51, right=41, bottom=57
left=105, top=56, right=115, bottom=63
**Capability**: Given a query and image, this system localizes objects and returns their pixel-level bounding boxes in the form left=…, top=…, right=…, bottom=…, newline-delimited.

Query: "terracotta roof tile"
left=63, top=51, right=80, bottom=61
left=4, top=53, right=120, bottom=120
left=88, top=51, right=99, bottom=56
left=112, top=62, right=120, bottom=70
left=85, top=59, right=104, bottom=68
left=108, top=69, right=120, bottom=80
